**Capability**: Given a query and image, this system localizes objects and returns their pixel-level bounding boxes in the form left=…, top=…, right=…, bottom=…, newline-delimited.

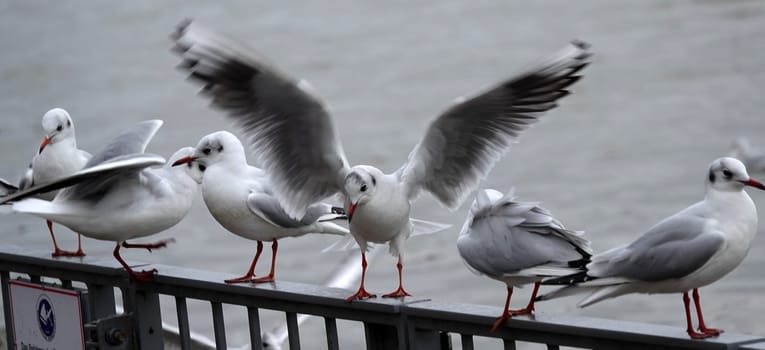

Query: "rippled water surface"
left=1, top=1, right=765, bottom=348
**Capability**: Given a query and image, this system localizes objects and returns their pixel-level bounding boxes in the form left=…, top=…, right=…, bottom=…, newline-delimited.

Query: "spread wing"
left=171, top=20, right=348, bottom=218
left=398, top=41, right=592, bottom=208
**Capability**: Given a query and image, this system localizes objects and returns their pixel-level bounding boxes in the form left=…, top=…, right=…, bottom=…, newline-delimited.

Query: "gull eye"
left=56, top=125, right=63, bottom=132
left=198, top=164, right=206, bottom=172
left=360, top=184, right=367, bottom=192
left=203, top=148, right=211, bottom=155
left=218, top=145, right=224, bottom=152
left=722, top=169, right=733, bottom=179
left=67, top=120, right=71, bottom=127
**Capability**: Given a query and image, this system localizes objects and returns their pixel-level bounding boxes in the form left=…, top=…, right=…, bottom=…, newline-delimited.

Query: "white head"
left=167, top=147, right=205, bottom=184
left=706, top=157, right=765, bottom=193
left=343, top=165, right=383, bottom=222
left=172, top=131, right=247, bottom=169
left=39, top=108, right=75, bottom=153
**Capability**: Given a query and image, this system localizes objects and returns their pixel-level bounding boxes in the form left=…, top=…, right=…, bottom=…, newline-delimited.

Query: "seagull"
left=17, top=108, right=92, bottom=257
left=170, top=20, right=592, bottom=301
left=537, top=157, right=765, bottom=339
left=0, top=120, right=204, bottom=282
left=729, top=137, right=765, bottom=173
left=457, top=188, right=591, bottom=333
left=173, top=131, right=349, bottom=284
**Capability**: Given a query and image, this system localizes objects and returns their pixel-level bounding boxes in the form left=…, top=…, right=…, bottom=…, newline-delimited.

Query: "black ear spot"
left=709, top=171, right=716, bottom=183
left=218, top=145, right=224, bottom=152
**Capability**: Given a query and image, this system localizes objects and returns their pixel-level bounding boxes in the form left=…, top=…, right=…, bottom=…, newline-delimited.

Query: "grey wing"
left=0, top=154, right=165, bottom=204
left=247, top=192, right=332, bottom=228
left=171, top=20, right=348, bottom=218
left=85, top=120, right=162, bottom=167
left=398, top=41, right=592, bottom=207
left=17, top=163, right=33, bottom=191
left=588, top=211, right=723, bottom=281
left=470, top=195, right=590, bottom=274
left=0, top=177, right=19, bottom=196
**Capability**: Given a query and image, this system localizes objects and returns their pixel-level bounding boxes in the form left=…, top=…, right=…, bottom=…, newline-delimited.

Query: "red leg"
left=693, top=288, right=723, bottom=336
left=683, top=292, right=714, bottom=339
left=73, top=234, right=86, bottom=257
left=382, top=256, right=411, bottom=298
left=225, top=241, right=264, bottom=283
left=47, top=220, right=84, bottom=257
left=113, top=242, right=157, bottom=282
left=510, top=282, right=540, bottom=316
left=345, top=253, right=376, bottom=302
left=490, top=286, right=513, bottom=333
left=121, top=238, right=175, bottom=252
left=252, top=240, right=278, bottom=283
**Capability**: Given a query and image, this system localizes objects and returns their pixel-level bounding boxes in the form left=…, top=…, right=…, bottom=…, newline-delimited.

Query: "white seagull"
left=0, top=120, right=204, bottom=282
left=18, top=108, right=92, bottom=257
left=173, top=131, right=349, bottom=284
left=537, top=157, right=765, bottom=339
left=457, top=188, right=591, bottom=332
left=170, top=20, right=592, bottom=301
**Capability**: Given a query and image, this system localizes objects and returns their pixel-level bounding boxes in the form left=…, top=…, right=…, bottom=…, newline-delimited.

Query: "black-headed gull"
left=17, top=108, right=92, bottom=257
left=173, top=131, right=348, bottom=284
left=0, top=120, right=204, bottom=282
left=170, top=20, right=592, bottom=301
left=458, top=188, right=591, bottom=332
left=730, top=137, right=765, bottom=173
left=538, top=157, right=765, bottom=339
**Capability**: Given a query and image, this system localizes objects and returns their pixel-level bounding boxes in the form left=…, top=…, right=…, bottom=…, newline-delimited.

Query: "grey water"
left=1, top=0, right=764, bottom=348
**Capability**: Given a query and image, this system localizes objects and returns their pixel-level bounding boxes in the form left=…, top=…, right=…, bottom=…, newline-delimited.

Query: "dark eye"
left=371, top=176, right=376, bottom=186
left=66, top=120, right=71, bottom=127
left=198, top=164, right=206, bottom=172
left=203, top=148, right=211, bottom=155
left=360, top=184, right=367, bottom=192
left=218, top=145, right=224, bottom=152
left=56, top=125, right=62, bottom=132
left=722, top=169, right=733, bottom=179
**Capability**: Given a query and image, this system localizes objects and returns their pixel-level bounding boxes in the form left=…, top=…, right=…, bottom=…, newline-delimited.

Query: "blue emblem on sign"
left=37, top=294, right=55, bottom=341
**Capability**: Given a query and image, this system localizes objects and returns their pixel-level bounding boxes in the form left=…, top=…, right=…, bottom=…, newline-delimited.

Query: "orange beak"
left=347, top=202, right=358, bottom=223
left=741, top=178, right=765, bottom=191
left=172, top=155, right=197, bottom=167
left=38, top=136, right=51, bottom=154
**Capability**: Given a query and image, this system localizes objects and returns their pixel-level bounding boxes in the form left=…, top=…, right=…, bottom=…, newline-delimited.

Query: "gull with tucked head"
left=171, top=20, right=592, bottom=301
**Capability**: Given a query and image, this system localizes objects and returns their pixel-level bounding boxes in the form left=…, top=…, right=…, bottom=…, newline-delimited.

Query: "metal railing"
left=0, top=244, right=763, bottom=350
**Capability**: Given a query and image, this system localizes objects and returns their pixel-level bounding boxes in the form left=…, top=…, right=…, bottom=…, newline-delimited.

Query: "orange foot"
left=252, top=275, right=274, bottom=283
left=129, top=269, right=158, bottom=282
left=225, top=274, right=255, bottom=284
left=345, top=287, right=376, bottom=303
left=490, top=312, right=511, bottom=333
left=51, top=247, right=86, bottom=257
left=382, top=286, right=411, bottom=298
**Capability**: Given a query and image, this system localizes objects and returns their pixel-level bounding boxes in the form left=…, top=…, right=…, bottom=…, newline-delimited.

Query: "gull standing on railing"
left=0, top=120, right=205, bottom=281
left=538, top=157, right=765, bottom=339
left=458, top=188, right=591, bottom=332
left=12, top=108, right=92, bottom=257
left=170, top=19, right=592, bottom=301
left=173, top=131, right=349, bottom=284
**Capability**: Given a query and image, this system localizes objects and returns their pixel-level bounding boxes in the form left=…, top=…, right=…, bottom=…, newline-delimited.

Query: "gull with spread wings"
left=171, top=20, right=592, bottom=301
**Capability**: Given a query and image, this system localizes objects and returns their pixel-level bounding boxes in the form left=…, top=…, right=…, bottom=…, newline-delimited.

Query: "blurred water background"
left=1, top=0, right=764, bottom=348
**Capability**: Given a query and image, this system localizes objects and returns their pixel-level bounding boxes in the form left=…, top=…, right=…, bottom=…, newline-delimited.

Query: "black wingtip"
left=331, top=206, right=346, bottom=215
left=570, top=39, right=591, bottom=50
left=542, top=271, right=595, bottom=285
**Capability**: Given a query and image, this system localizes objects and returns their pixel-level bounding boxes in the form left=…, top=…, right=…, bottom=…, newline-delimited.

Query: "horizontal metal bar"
left=0, top=244, right=762, bottom=350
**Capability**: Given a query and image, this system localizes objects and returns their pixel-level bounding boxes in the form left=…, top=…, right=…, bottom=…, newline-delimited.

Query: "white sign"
left=9, top=280, right=85, bottom=350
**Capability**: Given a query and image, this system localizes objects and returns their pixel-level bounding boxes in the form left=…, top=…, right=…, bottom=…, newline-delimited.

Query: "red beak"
left=741, top=178, right=765, bottom=191
left=38, top=136, right=51, bottom=154
left=172, top=155, right=197, bottom=167
left=347, top=202, right=358, bottom=223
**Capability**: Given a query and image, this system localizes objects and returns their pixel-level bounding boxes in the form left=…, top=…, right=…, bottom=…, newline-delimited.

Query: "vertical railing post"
left=364, top=322, right=405, bottom=350
left=1, top=271, right=15, bottom=350
left=132, top=288, right=165, bottom=349
left=85, top=283, right=116, bottom=322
